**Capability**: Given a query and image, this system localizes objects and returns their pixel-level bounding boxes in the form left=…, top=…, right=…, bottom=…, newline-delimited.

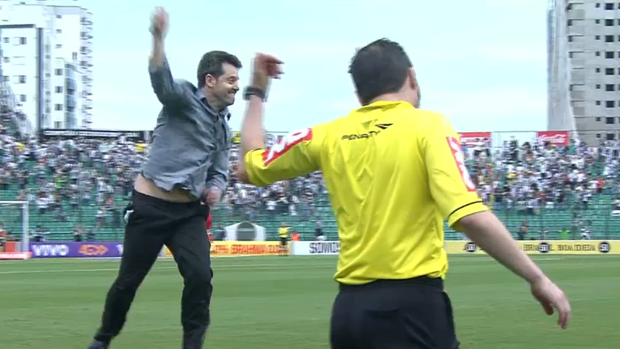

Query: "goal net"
left=0, top=201, right=30, bottom=259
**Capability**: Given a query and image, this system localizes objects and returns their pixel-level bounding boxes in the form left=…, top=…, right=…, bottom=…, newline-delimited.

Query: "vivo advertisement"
left=28, top=242, right=164, bottom=258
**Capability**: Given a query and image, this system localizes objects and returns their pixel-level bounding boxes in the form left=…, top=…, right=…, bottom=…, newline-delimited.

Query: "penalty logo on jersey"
left=447, top=137, right=476, bottom=192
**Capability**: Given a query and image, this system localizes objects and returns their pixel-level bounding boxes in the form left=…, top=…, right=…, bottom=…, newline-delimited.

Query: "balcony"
left=65, top=79, right=76, bottom=92
left=567, top=9, right=585, bottom=19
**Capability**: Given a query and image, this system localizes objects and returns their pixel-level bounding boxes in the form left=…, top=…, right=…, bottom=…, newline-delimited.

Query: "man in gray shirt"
left=88, top=7, right=240, bottom=349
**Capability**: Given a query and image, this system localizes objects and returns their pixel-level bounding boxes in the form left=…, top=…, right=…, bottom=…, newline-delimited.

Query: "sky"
left=84, top=0, right=548, bottom=134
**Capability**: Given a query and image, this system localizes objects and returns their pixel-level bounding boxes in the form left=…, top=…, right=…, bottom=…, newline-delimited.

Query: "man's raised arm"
left=148, top=7, right=185, bottom=106
left=237, top=53, right=284, bottom=184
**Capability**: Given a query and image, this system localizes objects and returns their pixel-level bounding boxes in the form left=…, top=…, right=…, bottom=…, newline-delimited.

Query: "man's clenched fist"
left=150, top=6, right=169, bottom=37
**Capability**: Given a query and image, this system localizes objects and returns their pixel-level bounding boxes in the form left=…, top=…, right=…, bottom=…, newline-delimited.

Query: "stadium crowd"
left=1, top=125, right=620, bottom=242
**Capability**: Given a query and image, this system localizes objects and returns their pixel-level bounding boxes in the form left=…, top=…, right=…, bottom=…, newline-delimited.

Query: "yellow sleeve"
left=244, top=126, right=323, bottom=187
left=424, top=117, right=488, bottom=227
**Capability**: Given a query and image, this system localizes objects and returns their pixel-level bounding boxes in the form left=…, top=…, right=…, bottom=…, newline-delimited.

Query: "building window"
left=2, top=37, right=7, bottom=43
left=618, top=19, right=620, bottom=25
left=597, top=84, right=602, bottom=89
left=607, top=117, right=615, bottom=124
left=569, top=52, right=574, bottom=58
left=18, top=75, right=25, bottom=83
left=605, top=35, right=614, bottom=42
left=605, top=2, right=614, bottom=10
left=597, top=51, right=601, bottom=56
left=597, top=101, right=602, bottom=105
left=606, top=19, right=615, bottom=26
left=607, top=134, right=615, bottom=141
left=568, top=19, right=573, bottom=26
left=596, top=19, right=601, bottom=24
left=597, top=134, right=601, bottom=139
left=55, top=104, right=63, bottom=111
left=2, top=76, right=7, bottom=82
left=597, top=117, right=602, bottom=122
left=596, top=3, right=600, bottom=8
left=606, top=68, right=615, bottom=75
left=606, top=51, right=615, bottom=58
left=596, top=35, right=601, bottom=40
left=54, top=121, right=62, bottom=129
left=606, top=101, right=615, bottom=108
left=72, top=52, right=77, bottom=61
left=56, top=15, right=62, bottom=19
left=2, top=57, right=8, bottom=63
left=55, top=44, right=62, bottom=49
left=597, top=68, right=601, bottom=73
left=19, top=95, right=26, bottom=102
left=55, top=86, right=63, bottom=93
left=55, top=69, right=63, bottom=76
left=607, top=84, right=616, bottom=91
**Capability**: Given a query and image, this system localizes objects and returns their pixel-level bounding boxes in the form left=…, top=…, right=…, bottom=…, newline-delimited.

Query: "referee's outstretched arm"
left=236, top=50, right=571, bottom=334
left=456, top=211, right=571, bottom=329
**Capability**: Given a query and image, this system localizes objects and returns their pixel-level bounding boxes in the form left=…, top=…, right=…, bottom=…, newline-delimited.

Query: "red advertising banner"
left=458, top=132, right=492, bottom=148
left=536, top=131, right=569, bottom=146
left=0, top=252, right=32, bottom=260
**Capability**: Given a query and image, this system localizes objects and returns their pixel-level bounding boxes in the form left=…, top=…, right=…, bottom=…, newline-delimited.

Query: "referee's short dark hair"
left=197, top=51, right=242, bottom=88
left=349, top=39, right=413, bottom=106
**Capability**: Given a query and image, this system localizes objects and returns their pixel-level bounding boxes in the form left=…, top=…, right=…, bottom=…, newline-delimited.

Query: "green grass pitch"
left=0, top=255, right=618, bottom=349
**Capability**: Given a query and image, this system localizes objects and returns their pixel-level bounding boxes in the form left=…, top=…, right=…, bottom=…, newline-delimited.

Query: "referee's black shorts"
left=330, top=276, right=459, bottom=349
left=280, top=237, right=287, bottom=245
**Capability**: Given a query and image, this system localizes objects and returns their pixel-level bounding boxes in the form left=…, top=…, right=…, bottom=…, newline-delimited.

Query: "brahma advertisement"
left=444, top=240, right=619, bottom=255
left=536, top=131, right=569, bottom=146
left=163, top=241, right=282, bottom=257
left=458, top=132, right=492, bottom=148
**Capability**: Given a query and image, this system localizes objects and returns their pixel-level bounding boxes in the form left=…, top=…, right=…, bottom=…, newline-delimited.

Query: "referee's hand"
left=530, top=277, right=571, bottom=329
left=250, top=53, right=283, bottom=92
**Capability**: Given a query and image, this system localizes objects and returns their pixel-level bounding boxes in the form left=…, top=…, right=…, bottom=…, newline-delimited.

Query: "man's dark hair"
left=197, top=51, right=242, bottom=88
left=348, top=39, right=412, bottom=105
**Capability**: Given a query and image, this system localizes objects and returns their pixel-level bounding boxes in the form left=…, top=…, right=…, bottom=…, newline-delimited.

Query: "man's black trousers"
left=94, top=190, right=212, bottom=349
left=330, top=276, right=460, bottom=349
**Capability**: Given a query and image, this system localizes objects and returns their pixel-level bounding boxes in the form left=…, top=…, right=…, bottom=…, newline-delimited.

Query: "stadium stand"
left=0, top=130, right=619, bottom=243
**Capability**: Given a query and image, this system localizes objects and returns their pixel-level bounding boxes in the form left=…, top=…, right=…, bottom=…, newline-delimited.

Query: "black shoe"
left=87, top=340, right=109, bottom=349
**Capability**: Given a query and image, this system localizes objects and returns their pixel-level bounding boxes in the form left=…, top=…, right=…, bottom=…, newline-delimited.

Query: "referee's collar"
left=361, top=100, right=413, bottom=110
left=195, top=88, right=231, bottom=121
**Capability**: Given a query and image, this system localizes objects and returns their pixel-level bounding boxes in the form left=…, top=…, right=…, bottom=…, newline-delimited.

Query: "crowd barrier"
left=163, top=241, right=283, bottom=257
left=289, top=240, right=620, bottom=256
left=6, top=240, right=617, bottom=260
left=27, top=242, right=138, bottom=258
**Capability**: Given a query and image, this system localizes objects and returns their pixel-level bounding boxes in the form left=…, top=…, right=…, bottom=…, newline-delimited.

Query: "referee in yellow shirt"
left=278, top=222, right=289, bottom=256
left=236, top=40, right=571, bottom=349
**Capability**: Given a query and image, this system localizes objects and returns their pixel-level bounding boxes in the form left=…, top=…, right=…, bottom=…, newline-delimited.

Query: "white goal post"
left=0, top=201, right=29, bottom=252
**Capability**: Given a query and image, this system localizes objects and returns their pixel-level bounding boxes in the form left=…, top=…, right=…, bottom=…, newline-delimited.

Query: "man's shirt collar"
left=195, top=88, right=231, bottom=121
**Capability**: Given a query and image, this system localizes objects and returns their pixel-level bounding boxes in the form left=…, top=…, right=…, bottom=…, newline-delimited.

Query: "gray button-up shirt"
left=142, top=57, right=230, bottom=201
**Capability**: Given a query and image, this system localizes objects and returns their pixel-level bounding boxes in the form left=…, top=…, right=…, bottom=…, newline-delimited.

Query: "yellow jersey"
left=245, top=101, right=488, bottom=285
left=278, top=227, right=289, bottom=238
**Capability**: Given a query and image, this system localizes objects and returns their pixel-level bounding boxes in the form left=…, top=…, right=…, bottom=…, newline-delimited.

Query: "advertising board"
left=536, top=131, right=569, bottom=146
left=444, top=240, right=618, bottom=255
left=163, top=241, right=283, bottom=257
left=28, top=242, right=138, bottom=258
left=458, top=132, right=492, bottom=148
left=290, top=241, right=340, bottom=256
